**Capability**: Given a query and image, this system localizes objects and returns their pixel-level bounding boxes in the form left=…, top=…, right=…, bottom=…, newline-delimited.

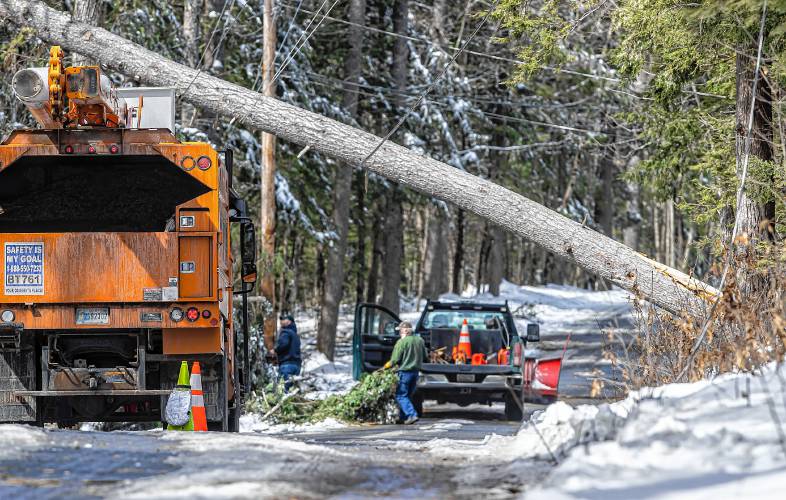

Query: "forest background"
left=1, top=0, right=782, bottom=364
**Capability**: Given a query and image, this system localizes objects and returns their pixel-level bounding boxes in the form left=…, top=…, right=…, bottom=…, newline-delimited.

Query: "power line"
left=268, top=0, right=341, bottom=93
left=277, top=1, right=728, bottom=101
left=179, top=0, right=235, bottom=101
left=357, top=0, right=501, bottom=170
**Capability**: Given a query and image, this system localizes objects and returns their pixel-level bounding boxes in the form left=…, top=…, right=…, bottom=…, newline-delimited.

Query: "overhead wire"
left=276, top=1, right=727, bottom=100
left=356, top=0, right=502, bottom=170
left=179, top=0, right=235, bottom=102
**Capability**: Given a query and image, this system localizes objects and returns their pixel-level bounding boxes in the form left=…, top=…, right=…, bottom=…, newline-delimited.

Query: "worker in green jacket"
left=384, top=321, right=428, bottom=424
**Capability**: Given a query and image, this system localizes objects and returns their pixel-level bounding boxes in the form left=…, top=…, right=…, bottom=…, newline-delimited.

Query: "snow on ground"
left=376, top=364, right=786, bottom=498
left=440, top=280, right=634, bottom=335
left=521, top=365, right=786, bottom=498
left=239, top=414, right=346, bottom=434
left=0, top=424, right=48, bottom=459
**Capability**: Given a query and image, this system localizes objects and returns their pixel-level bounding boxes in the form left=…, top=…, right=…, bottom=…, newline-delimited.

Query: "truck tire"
left=504, top=394, right=523, bottom=421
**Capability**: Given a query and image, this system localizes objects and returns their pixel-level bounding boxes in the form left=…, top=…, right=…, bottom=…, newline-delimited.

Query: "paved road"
left=0, top=410, right=549, bottom=499
left=0, top=295, right=631, bottom=499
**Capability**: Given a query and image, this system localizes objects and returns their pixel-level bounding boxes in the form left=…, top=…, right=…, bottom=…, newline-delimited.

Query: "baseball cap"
left=279, top=314, right=294, bottom=322
left=395, top=321, right=413, bottom=331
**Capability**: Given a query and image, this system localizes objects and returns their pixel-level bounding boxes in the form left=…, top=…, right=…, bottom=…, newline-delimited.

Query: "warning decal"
left=4, top=242, right=44, bottom=296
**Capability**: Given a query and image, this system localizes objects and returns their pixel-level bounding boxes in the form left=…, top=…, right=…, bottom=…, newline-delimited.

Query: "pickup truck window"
left=421, top=310, right=507, bottom=330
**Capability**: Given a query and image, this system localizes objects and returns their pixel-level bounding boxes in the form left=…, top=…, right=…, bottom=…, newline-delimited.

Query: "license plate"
left=76, top=307, right=110, bottom=325
left=457, top=374, right=475, bottom=383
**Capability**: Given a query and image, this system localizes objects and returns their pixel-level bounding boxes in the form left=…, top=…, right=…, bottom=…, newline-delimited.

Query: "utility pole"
left=260, top=0, right=277, bottom=350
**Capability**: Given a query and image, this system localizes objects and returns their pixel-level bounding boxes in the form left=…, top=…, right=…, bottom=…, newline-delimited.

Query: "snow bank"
left=0, top=424, right=48, bottom=459
left=239, top=414, right=346, bottom=434
left=525, top=365, right=786, bottom=499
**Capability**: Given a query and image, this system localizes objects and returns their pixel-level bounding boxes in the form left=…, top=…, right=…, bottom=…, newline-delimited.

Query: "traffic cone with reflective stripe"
left=190, top=361, right=208, bottom=432
left=454, top=319, right=472, bottom=363
left=167, top=361, right=194, bottom=431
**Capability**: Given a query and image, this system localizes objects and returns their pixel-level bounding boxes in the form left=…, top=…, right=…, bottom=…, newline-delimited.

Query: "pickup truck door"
left=352, top=303, right=401, bottom=380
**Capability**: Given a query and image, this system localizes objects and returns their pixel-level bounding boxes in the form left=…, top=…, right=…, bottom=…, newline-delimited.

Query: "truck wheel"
left=504, top=394, right=523, bottom=421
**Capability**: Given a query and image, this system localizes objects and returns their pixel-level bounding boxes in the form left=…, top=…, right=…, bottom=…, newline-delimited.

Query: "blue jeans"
left=396, top=370, right=420, bottom=420
left=279, top=363, right=301, bottom=391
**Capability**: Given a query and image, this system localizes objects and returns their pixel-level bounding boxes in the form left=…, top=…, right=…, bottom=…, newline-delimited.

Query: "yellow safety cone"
left=166, top=361, right=194, bottom=431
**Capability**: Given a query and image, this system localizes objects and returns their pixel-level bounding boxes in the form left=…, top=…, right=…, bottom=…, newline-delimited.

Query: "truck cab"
left=354, top=300, right=563, bottom=421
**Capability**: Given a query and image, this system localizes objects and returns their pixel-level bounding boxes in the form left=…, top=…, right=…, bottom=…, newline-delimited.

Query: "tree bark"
left=181, top=0, right=203, bottom=125
left=380, top=188, right=403, bottom=314
left=316, top=0, right=366, bottom=360
left=451, top=208, right=465, bottom=294
left=735, top=42, right=774, bottom=241
left=623, top=157, right=641, bottom=252
left=421, top=205, right=449, bottom=299
left=0, top=0, right=719, bottom=316
left=379, top=0, right=408, bottom=315
left=259, top=0, right=277, bottom=351
left=70, top=0, right=100, bottom=66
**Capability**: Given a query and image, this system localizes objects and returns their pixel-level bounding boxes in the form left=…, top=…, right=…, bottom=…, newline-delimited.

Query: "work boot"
left=404, top=416, right=419, bottom=425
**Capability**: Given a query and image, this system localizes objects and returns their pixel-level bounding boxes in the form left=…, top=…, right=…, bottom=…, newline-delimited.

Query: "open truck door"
left=352, top=303, right=401, bottom=380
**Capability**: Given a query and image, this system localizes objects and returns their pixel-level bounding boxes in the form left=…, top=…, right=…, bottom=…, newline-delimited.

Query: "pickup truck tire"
left=504, top=394, right=523, bottom=421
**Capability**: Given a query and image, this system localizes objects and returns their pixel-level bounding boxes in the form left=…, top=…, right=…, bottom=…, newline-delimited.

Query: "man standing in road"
left=385, top=321, right=428, bottom=425
left=275, top=314, right=302, bottom=391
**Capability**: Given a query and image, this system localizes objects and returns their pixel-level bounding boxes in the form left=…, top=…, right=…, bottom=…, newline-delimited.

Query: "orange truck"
left=0, top=48, right=257, bottom=431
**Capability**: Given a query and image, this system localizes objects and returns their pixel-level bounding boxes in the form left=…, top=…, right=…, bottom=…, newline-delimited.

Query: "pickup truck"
left=353, top=300, right=563, bottom=420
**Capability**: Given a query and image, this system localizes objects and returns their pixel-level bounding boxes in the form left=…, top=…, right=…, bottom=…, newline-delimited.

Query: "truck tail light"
left=513, top=342, right=523, bottom=367
left=201, top=309, right=212, bottom=319
left=186, top=307, right=200, bottom=322
left=87, top=145, right=97, bottom=154
left=196, top=155, right=212, bottom=170
left=180, top=156, right=195, bottom=171
left=109, top=144, right=119, bottom=154
left=63, top=145, right=74, bottom=154
left=170, top=307, right=184, bottom=322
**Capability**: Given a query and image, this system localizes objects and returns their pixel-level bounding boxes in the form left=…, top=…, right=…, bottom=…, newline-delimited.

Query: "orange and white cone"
left=190, top=361, right=208, bottom=432
left=454, top=319, right=472, bottom=363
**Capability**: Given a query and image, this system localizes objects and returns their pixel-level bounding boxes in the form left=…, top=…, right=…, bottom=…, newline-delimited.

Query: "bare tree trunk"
left=317, top=0, right=366, bottom=360
left=623, top=157, right=641, bottom=251
left=353, top=169, right=366, bottom=304
left=181, top=0, right=203, bottom=125
left=366, top=214, right=383, bottom=303
left=452, top=208, right=465, bottom=294
left=70, top=0, right=100, bottom=66
left=379, top=0, right=408, bottom=315
left=665, top=198, right=675, bottom=269
left=2, top=0, right=718, bottom=316
left=486, top=225, right=505, bottom=296
left=422, top=205, right=449, bottom=299
left=380, top=188, right=403, bottom=314
left=259, top=0, right=277, bottom=350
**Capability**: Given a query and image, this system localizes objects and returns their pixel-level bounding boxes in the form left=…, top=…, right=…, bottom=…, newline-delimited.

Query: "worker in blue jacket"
left=274, top=314, right=302, bottom=390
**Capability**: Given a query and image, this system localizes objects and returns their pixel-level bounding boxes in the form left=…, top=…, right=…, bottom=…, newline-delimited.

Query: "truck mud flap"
left=0, top=329, right=37, bottom=423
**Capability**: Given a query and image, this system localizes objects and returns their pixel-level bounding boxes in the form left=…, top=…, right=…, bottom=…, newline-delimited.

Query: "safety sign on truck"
left=4, top=242, right=44, bottom=295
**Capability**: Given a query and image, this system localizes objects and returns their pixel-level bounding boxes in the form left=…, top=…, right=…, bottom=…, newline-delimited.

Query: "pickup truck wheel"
left=504, top=394, right=523, bottom=421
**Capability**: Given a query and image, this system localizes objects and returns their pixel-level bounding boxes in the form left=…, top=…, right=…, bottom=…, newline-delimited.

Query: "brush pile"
left=247, top=369, right=399, bottom=425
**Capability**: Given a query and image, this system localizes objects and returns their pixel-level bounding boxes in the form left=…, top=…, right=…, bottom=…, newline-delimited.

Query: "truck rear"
left=354, top=301, right=562, bottom=420
left=0, top=48, right=257, bottom=430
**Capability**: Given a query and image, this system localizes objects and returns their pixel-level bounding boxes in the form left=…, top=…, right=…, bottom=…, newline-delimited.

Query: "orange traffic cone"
left=190, top=361, right=208, bottom=432
left=454, top=319, right=472, bottom=363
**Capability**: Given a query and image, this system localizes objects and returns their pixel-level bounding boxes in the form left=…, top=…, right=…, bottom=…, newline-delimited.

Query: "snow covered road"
left=0, top=416, right=547, bottom=499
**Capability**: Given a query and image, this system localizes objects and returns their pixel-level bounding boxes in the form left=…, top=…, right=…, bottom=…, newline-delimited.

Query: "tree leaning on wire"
left=0, top=0, right=719, bottom=318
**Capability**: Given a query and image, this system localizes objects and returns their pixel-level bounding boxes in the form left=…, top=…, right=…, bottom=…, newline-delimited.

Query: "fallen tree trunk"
left=0, top=0, right=718, bottom=316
